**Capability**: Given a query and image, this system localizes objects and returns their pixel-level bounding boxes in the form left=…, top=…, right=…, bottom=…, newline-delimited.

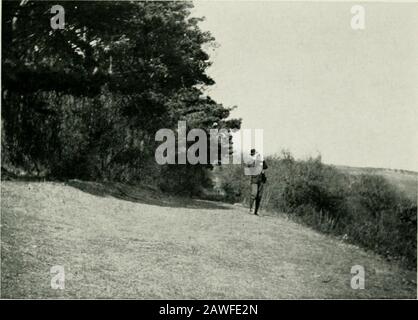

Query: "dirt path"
left=1, top=181, right=416, bottom=298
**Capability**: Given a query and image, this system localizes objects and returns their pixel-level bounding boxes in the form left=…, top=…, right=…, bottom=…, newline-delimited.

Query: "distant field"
left=335, top=165, right=418, bottom=202
left=1, top=181, right=416, bottom=299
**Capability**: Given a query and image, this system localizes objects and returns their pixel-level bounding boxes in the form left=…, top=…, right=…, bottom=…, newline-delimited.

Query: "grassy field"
left=336, top=165, right=418, bottom=202
left=1, top=181, right=416, bottom=299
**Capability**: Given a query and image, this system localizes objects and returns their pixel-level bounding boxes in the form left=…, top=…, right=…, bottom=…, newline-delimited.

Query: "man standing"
left=245, top=149, right=268, bottom=215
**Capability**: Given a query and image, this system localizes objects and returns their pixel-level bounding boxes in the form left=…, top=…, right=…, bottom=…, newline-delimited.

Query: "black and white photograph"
left=1, top=0, right=417, bottom=304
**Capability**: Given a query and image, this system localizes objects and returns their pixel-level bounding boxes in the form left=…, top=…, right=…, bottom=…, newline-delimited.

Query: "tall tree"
left=2, top=1, right=240, bottom=192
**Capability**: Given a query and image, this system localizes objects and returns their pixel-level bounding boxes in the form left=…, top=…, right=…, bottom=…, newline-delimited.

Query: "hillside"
left=1, top=181, right=416, bottom=299
left=335, top=165, right=418, bottom=201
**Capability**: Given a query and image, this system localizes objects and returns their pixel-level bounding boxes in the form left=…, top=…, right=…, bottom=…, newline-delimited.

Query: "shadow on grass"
left=65, top=179, right=230, bottom=210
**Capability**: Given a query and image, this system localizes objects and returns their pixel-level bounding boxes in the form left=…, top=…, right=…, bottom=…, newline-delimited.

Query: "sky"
left=191, top=1, right=418, bottom=171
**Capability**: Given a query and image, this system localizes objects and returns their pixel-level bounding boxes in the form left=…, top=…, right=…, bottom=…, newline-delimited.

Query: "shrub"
left=216, top=151, right=417, bottom=269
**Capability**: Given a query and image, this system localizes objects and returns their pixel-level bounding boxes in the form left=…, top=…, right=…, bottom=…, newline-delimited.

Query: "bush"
left=216, top=151, right=417, bottom=269
left=158, top=164, right=214, bottom=196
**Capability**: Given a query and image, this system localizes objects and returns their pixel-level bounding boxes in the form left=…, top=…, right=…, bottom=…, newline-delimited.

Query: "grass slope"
left=1, top=181, right=416, bottom=299
left=335, top=165, right=418, bottom=202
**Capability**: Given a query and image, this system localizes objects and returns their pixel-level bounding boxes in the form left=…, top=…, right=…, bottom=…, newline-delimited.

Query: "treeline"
left=1, top=1, right=240, bottom=193
left=217, top=152, right=417, bottom=269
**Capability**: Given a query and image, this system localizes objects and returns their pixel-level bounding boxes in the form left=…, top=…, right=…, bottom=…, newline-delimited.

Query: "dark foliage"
left=2, top=0, right=240, bottom=194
